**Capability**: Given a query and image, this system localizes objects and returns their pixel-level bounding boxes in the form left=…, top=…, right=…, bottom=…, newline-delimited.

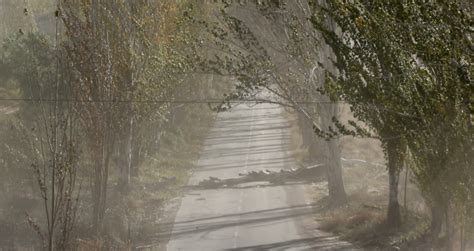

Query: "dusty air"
left=0, top=0, right=472, bottom=250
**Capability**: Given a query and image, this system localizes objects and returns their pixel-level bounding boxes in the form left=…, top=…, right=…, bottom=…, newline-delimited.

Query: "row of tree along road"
left=195, top=1, right=473, bottom=250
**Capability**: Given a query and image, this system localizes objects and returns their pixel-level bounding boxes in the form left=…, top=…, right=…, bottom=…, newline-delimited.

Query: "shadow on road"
left=225, top=236, right=358, bottom=250
left=157, top=203, right=315, bottom=240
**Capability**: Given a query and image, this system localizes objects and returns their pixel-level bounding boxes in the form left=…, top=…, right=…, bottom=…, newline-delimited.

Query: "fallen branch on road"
left=195, top=165, right=326, bottom=189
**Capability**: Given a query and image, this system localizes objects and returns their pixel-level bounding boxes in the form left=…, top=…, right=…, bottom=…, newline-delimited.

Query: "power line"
left=0, top=97, right=423, bottom=119
left=0, top=97, right=345, bottom=104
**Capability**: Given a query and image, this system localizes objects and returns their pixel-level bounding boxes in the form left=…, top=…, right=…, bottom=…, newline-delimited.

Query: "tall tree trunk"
left=130, top=128, right=143, bottom=177
left=325, top=138, right=347, bottom=204
left=385, top=137, right=404, bottom=228
left=429, top=191, right=453, bottom=249
left=92, top=142, right=104, bottom=235
left=317, top=10, right=347, bottom=205
left=320, top=103, right=347, bottom=205
left=92, top=128, right=113, bottom=236
left=117, top=0, right=137, bottom=194
left=99, top=144, right=111, bottom=233
left=301, top=105, right=347, bottom=205
left=118, top=116, right=133, bottom=194
left=430, top=203, right=443, bottom=241
left=130, top=137, right=141, bottom=177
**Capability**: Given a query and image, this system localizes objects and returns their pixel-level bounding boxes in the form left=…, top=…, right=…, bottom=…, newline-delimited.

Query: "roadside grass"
left=316, top=194, right=430, bottom=250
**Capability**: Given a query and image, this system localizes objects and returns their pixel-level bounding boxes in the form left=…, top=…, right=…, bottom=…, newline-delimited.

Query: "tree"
left=59, top=0, right=202, bottom=235
left=309, top=0, right=428, bottom=228
left=309, top=0, right=473, bottom=237
left=0, top=28, right=80, bottom=251
left=28, top=91, right=80, bottom=251
left=384, top=1, right=473, bottom=245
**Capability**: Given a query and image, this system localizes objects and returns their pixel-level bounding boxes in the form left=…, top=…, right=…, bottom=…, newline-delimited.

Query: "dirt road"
left=165, top=103, right=357, bottom=250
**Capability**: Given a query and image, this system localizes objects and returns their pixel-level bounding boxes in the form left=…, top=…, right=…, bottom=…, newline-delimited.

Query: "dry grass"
left=318, top=202, right=385, bottom=238
left=316, top=195, right=430, bottom=250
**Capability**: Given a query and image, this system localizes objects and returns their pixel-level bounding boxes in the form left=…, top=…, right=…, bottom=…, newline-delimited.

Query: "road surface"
left=166, top=102, right=357, bottom=250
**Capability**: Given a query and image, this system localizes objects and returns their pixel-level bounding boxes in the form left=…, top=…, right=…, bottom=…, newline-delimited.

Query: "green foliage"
left=310, top=0, right=473, bottom=233
left=1, top=34, right=55, bottom=96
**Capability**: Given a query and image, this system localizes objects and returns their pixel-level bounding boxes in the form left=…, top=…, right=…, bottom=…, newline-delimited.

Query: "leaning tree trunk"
left=303, top=98, right=348, bottom=205
left=302, top=103, right=347, bottom=205
left=316, top=6, right=348, bottom=205
left=298, top=112, right=314, bottom=149
left=320, top=103, right=347, bottom=205
left=385, top=137, right=405, bottom=228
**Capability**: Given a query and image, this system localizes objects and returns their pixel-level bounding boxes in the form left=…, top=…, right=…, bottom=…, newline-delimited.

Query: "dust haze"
left=0, top=1, right=472, bottom=250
